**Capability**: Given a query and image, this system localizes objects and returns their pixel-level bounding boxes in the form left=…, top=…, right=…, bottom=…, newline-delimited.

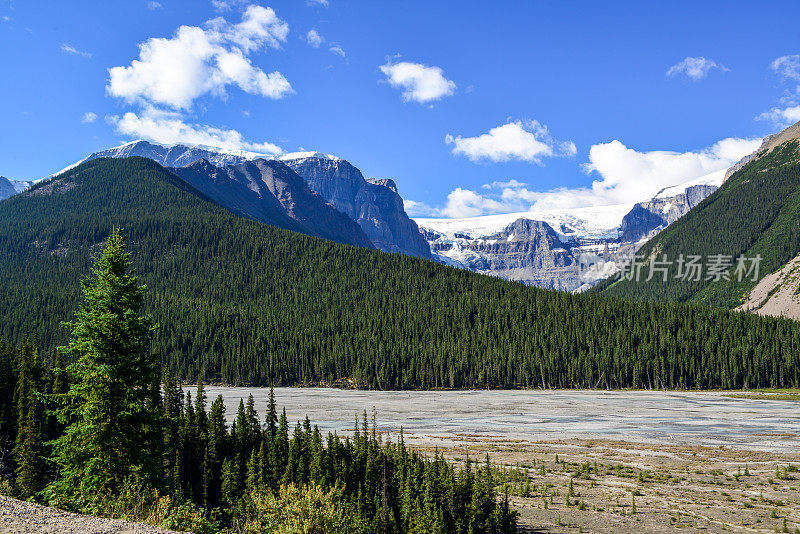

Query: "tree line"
left=0, top=229, right=517, bottom=533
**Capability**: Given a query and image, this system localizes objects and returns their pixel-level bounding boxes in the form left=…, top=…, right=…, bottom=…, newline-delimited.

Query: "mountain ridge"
left=73, top=140, right=429, bottom=257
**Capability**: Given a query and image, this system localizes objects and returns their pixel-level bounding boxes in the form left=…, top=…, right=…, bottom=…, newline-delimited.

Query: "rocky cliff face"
left=452, top=219, right=579, bottom=289
left=282, top=157, right=431, bottom=258
left=0, top=176, right=32, bottom=201
left=170, top=159, right=374, bottom=248
left=725, top=121, right=800, bottom=180
left=0, top=177, right=17, bottom=200
left=620, top=183, right=719, bottom=242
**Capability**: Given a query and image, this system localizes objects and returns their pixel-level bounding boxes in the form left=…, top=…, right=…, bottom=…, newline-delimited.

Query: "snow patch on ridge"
left=415, top=203, right=632, bottom=242
left=654, top=169, right=725, bottom=199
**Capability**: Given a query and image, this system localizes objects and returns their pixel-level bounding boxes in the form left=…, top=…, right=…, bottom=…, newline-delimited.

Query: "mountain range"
left=65, top=139, right=728, bottom=292
left=3, top=122, right=799, bottom=302
left=76, top=140, right=431, bottom=258
left=414, top=169, right=725, bottom=291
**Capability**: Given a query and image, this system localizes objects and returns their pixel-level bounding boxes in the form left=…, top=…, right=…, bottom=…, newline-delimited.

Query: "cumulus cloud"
left=416, top=136, right=761, bottom=219
left=666, top=56, right=727, bottom=80
left=329, top=44, right=345, bottom=58
left=446, top=120, right=576, bottom=164
left=108, top=107, right=283, bottom=154
left=61, top=43, right=92, bottom=58
left=758, top=55, right=800, bottom=127
left=107, top=5, right=292, bottom=110
left=380, top=60, right=456, bottom=104
left=81, top=112, right=98, bottom=124
left=306, top=29, right=323, bottom=48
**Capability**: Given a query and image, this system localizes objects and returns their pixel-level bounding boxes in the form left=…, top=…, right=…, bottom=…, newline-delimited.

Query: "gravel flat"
left=203, top=387, right=800, bottom=452
left=0, top=496, right=182, bottom=534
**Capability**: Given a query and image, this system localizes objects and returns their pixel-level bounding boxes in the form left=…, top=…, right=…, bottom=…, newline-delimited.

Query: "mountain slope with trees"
left=598, top=137, right=800, bottom=310
left=0, top=157, right=799, bottom=389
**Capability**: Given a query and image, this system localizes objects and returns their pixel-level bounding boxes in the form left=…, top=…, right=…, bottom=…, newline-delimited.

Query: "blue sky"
left=1, top=0, right=799, bottom=218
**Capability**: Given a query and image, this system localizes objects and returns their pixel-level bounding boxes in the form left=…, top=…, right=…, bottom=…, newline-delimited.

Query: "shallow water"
left=200, top=387, right=800, bottom=452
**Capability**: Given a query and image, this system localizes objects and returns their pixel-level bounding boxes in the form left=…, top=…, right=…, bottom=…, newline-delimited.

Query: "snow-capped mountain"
left=619, top=169, right=724, bottom=243
left=415, top=173, right=726, bottom=291
left=64, top=140, right=429, bottom=257
left=58, top=139, right=341, bottom=175
left=0, top=177, right=33, bottom=201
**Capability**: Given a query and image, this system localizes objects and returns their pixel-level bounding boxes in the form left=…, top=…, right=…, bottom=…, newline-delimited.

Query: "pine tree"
left=13, top=336, right=45, bottom=498
left=46, top=228, right=162, bottom=504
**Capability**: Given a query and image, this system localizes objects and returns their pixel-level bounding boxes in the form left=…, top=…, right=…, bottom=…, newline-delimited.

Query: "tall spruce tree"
left=45, top=228, right=161, bottom=505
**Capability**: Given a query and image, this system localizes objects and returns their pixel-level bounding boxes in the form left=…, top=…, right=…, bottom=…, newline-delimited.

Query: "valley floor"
left=428, top=436, right=800, bottom=533
left=0, top=496, right=181, bottom=534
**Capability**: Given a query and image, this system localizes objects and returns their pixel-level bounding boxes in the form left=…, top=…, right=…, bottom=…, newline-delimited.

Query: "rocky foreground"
left=0, top=496, right=181, bottom=534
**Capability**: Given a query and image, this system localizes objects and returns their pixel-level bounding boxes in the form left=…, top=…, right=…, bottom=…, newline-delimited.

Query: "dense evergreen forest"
left=599, top=140, right=800, bottom=308
left=1, top=157, right=799, bottom=389
left=0, top=231, right=517, bottom=533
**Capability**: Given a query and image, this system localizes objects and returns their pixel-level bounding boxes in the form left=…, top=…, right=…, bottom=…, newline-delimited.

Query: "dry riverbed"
left=205, top=387, right=800, bottom=533
left=419, top=436, right=800, bottom=533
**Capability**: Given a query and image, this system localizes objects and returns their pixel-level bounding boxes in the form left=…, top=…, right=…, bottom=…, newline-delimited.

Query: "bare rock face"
left=725, top=120, right=800, bottom=180
left=0, top=176, right=32, bottom=201
left=620, top=184, right=718, bottom=242
left=283, top=157, right=431, bottom=258
left=170, top=159, right=374, bottom=249
left=0, top=177, right=17, bottom=200
left=424, top=218, right=587, bottom=290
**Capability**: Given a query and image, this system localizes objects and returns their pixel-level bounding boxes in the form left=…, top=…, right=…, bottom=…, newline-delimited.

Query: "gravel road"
left=0, top=496, right=182, bottom=534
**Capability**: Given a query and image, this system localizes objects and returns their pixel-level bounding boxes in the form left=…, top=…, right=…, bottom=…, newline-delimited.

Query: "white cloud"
left=482, top=179, right=528, bottom=190
left=771, top=55, right=800, bottom=81
left=758, top=55, right=800, bottom=127
left=419, top=136, right=761, bottom=218
left=306, top=29, right=323, bottom=48
left=403, top=199, right=439, bottom=217
left=147, top=1, right=162, bottom=9
left=211, top=0, right=249, bottom=11
left=61, top=43, right=92, bottom=58
left=107, top=6, right=292, bottom=110
left=446, top=120, right=576, bottom=164
left=308, top=0, right=329, bottom=6
left=81, top=112, right=98, bottom=124
left=379, top=60, right=456, bottom=104
left=329, top=44, right=345, bottom=58
left=666, top=56, right=727, bottom=80
left=757, top=105, right=800, bottom=125
left=108, top=107, right=283, bottom=154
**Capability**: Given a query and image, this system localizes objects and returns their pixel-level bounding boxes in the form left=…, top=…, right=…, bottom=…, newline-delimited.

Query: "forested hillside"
left=599, top=140, right=800, bottom=308
left=1, top=157, right=799, bottom=389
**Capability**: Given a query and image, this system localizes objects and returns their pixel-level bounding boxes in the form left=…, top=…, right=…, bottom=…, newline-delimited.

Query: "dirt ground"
left=412, top=434, right=800, bottom=533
